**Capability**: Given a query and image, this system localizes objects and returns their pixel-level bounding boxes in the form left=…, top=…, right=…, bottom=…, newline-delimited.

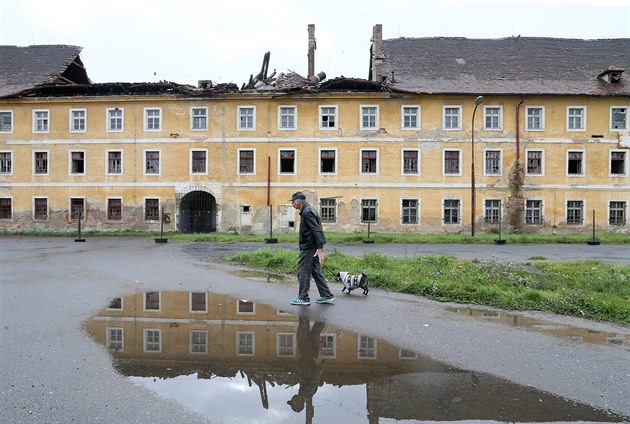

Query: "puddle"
left=450, top=307, right=630, bottom=349
left=86, top=291, right=628, bottom=423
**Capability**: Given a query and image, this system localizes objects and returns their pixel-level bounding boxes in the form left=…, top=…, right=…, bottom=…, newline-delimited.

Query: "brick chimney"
left=308, top=24, right=316, bottom=80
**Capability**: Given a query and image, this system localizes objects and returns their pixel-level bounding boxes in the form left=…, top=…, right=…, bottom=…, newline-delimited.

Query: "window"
left=107, top=328, right=124, bottom=351
left=319, top=149, right=336, bottom=174
left=145, top=151, right=160, bottom=175
left=0, top=198, right=11, bottom=220
left=484, top=199, right=501, bottom=224
left=358, top=335, right=377, bottom=359
left=238, top=149, right=255, bottom=174
left=401, top=199, right=418, bottom=224
left=361, top=199, right=378, bottom=223
left=526, top=150, right=543, bottom=175
left=484, top=106, right=502, bottom=130
left=401, top=105, right=420, bottom=129
left=443, top=199, right=460, bottom=224
left=107, top=108, right=124, bottom=132
left=279, top=149, right=296, bottom=174
left=33, top=109, right=49, bottom=133
left=484, top=150, right=502, bottom=175
left=191, top=107, right=207, bottom=130
left=237, top=299, right=255, bottom=314
left=567, top=107, right=586, bottom=131
left=277, top=333, right=295, bottom=357
left=320, top=333, right=336, bottom=358
left=609, top=201, right=627, bottom=226
left=70, top=198, right=84, bottom=220
left=0, top=110, right=13, bottom=133
left=319, top=105, right=337, bottom=129
left=144, top=108, right=161, bottom=131
left=191, top=150, right=207, bottom=174
left=525, top=200, right=543, bottom=225
left=0, top=152, right=12, bottom=174
left=279, top=106, right=296, bottom=130
left=236, top=332, right=255, bottom=355
left=107, top=297, right=123, bottom=310
left=402, top=150, right=419, bottom=175
left=566, top=200, right=584, bottom=225
left=567, top=151, right=584, bottom=176
left=360, top=105, right=378, bottom=129
left=107, top=151, right=123, bottom=175
left=107, top=198, right=122, bottom=220
left=144, top=329, right=161, bottom=352
left=610, top=107, right=628, bottom=131
left=190, top=292, right=207, bottom=312
left=444, top=150, right=461, bottom=175
left=34, top=198, right=48, bottom=220
left=144, top=291, right=160, bottom=310
left=361, top=149, right=378, bottom=174
left=320, top=198, right=337, bottom=223
left=526, top=106, right=544, bottom=130
left=190, top=331, right=207, bottom=353
left=34, top=151, right=49, bottom=175
left=145, top=199, right=160, bottom=221
left=443, top=106, right=461, bottom=130
left=70, top=151, right=86, bottom=175
left=237, top=106, right=255, bottom=130
left=70, top=109, right=87, bottom=133
left=610, top=151, right=627, bottom=176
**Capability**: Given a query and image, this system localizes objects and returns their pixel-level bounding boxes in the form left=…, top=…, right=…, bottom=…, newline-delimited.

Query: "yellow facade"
left=0, top=90, right=628, bottom=234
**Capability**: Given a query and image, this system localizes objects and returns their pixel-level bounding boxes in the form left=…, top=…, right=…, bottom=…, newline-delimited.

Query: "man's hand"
left=314, top=248, right=325, bottom=264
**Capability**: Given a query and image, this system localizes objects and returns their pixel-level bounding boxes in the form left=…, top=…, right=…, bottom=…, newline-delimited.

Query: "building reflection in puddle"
left=86, top=291, right=627, bottom=424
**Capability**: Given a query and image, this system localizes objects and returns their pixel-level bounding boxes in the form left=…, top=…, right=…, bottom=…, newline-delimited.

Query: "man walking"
left=289, top=191, right=335, bottom=305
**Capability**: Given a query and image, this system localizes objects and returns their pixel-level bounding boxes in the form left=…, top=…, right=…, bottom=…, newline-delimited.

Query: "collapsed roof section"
left=0, top=45, right=90, bottom=98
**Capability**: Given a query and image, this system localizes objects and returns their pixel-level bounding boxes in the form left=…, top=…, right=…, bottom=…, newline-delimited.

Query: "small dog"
left=335, top=272, right=369, bottom=295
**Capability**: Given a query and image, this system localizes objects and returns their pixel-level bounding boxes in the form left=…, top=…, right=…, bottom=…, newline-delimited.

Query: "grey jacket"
left=298, top=202, right=326, bottom=250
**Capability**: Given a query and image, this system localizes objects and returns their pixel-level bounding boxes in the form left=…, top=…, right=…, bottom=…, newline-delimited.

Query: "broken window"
left=0, top=152, right=12, bottom=174
left=145, top=199, right=160, bottom=221
left=401, top=199, right=418, bottom=224
left=34, top=198, right=48, bottom=220
left=526, top=150, right=543, bottom=175
left=319, top=106, right=337, bottom=129
left=526, top=200, right=543, bottom=225
left=361, top=149, right=378, bottom=174
left=443, top=199, right=460, bottom=224
left=402, top=150, right=419, bottom=174
left=609, top=201, right=627, bottom=226
left=0, top=198, right=11, bottom=219
left=70, top=151, right=85, bottom=174
left=610, top=151, right=627, bottom=175
left=145, top=151, right=160, bottom=174
left=320, top=149, right=336, bottom=174
left=144, top=291, right=160, bottom=310
left=191, top=150, right=207, bottom=174
left=107, top=151, right=122, bottom=174
left=70, top=198, right=84, bottom=220
left=320, top=198, right=337, bottom=223
left=485, top=150, right=501, bottom=175
left=238, top=149, right=255, bottom=174
left=279, top=149, right=295, bottom=174
left=107, top=297, right=122, bottom=309
left=610, top=107, right=628, bottom=131
left=566, top=200, right=584, bottom=225
left=567, top=151, right=584, bottom=175
left=444, top=150, right=460, bottom=175
left=237, top=299, right=255, bottom=314
left=107, top=198, right=122, bottom=220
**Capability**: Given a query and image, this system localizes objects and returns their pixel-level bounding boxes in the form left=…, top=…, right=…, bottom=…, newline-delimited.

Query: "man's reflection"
left=287, top=310, right=326, bottom=419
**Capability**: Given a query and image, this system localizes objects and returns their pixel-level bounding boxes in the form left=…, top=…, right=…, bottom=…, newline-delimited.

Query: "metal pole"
left=471, top=96, right=484, bottom=236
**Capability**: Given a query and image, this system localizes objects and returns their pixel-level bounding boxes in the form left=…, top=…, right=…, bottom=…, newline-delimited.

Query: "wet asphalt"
left=1, top=237, right=629, bottom=423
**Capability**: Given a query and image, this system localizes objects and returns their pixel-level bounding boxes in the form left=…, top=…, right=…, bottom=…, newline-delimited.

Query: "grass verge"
left=227, top=248, right=630, bottom=324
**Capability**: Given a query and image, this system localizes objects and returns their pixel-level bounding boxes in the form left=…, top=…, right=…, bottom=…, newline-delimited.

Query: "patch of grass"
left=228, top=248, right=630, bottom=324
left=529, top=255, right=547, bottom=260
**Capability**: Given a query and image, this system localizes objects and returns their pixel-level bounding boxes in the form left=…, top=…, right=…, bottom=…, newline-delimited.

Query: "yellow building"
left=1, top=26, right=629, bottom=235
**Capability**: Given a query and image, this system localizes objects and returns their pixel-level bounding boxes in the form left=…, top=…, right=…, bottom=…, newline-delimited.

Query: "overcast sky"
left=1, top=0, right=629, bottom=86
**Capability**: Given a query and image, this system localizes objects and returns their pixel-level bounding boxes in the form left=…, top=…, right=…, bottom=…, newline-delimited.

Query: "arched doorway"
left=178, top=191, right=216, bottom=233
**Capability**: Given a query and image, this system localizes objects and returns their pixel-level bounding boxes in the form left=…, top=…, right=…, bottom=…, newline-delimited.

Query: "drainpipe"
left=515, top=99, right=524, bottom=160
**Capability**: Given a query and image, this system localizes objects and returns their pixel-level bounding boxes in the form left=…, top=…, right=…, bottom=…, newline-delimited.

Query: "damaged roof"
left=372, top=36, right=630, bottom=96
left=0, top=45, right=90, bottom=98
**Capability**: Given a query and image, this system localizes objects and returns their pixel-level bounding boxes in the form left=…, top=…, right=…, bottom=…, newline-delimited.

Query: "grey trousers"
left=297, top=248, right=333, bottom=300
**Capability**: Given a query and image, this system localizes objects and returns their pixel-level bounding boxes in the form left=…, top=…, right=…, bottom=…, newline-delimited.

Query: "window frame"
left=237, top=299, right=256, bottom=315
left=320, top=198, right=337, bottom=224
left=237, top=148, right=256, bottom=175
left=442, top=105, right=462, bottom=130
left=401, top=198, right=419, bottom=225
left=566, top=200, right=585, bottom=226
left=360, top=148, right=379, bottom=175
left=278, top=148, right=297, bottom=175
left=0, top=197, right=13, bottom=220
left=143, top=328, right=162, bottom=353
left=69, top=197, right=85, bottom=221
left=69, top=108, right=87, bottom=133
left=360, top=198, right=378, bottom=224
left=68, top=150, right=87, bottom=176
left=0, top=151, right=13, bottom=175
left=566, top=150, right=586, bottom=177
left=32, top=109, right=50, bottom=133
left=483, top=149, right=502, bottom=176
left=525, top=199, right=544, bottom=225
left=526, top=106, right=545, bottom=131
left=107, top=327, right=124, bottom=351
left=609, top=150, right=628, bottom=177
left=610, top=106, right=628, bottom=131
left=33, top=150, right=49, bottom=176
left=319, top=105, right=338, bottom=130
left=107, top=198, right=122, bottom=221
left=106, top=150, right=123, bottom=175
left=276, top=332, right=296, bottom=357
left=144, top=291, right=161, bottom=311
left=190, top=330, right=208, bottom=354
left=190, top=292, right=208, bottom=313
left=484, top=198, right=502, bottom=224
left=525, top=149, right=545, bottom=176
left=608, top=200, right=627, bottom=226
left=190, top=149, right=208, bottom=175
left=143, top=107, right=162, bottom=132
left=443, top=149, right=462, bottom=176
left=33, top=196, right=49, bottom=221
left=236, top=331, right=255, bottom=356
left=401, top=105, right=420, bottom=130
left=566, top=106, right=586, bottom=132
left=443, top=198, right=461, bottom=225
left=0, top=110, right=14, bottom=133
left=278, top=105, right=297, bottom=130
left=144, top=150, right=161, bottom=175
left=318, top=148, right=337, bottom=175
left=360, top=105, right=379, bottom=130
left=483, top=105, right=503, bottom=131
left=357, top=335, right=377, bottom=359
left=237, top=106, right=256, bottom=131
left=144, top=198, right=161, bottom=222
left=401, top=149, right=420, bottom=175
left=106, top=107, right=124, bottom=133
left=190, top=106, right=208, bottom=131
